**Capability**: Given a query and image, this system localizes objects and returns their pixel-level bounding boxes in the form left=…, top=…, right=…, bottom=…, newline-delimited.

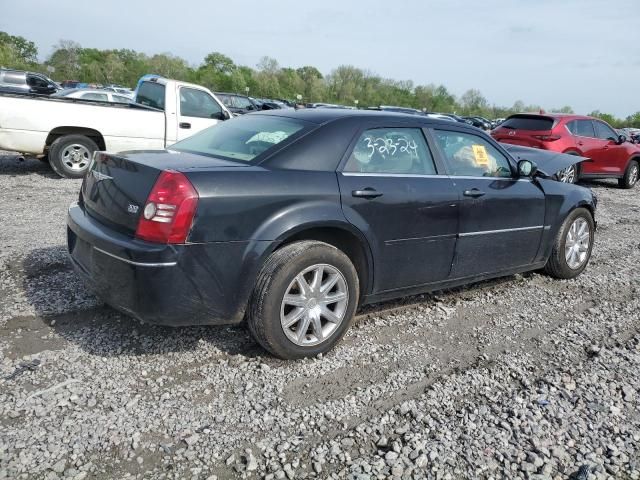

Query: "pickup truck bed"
left=0, top=77, right=230, bottom=178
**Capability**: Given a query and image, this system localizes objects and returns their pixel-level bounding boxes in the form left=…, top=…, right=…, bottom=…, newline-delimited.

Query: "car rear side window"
left=171, top=115, right=309, bottom=162
left=574, top=120, right=596, bottom=138
left=434, top=130, right=512, bottom=178
left=343, top=128, right=436, bottom=175
left=500, top=116, right=554, bottom=131
left=136, top=81, right=165, bottom=110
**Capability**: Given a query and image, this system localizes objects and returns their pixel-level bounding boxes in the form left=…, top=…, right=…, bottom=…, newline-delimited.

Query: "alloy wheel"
left=280, top=264, right=349, bottom=347
left=558, top=164, right=576, bottom=183
left=565, top=217, right=591, bottom=269
left=629, top=164, right=639, bottom=186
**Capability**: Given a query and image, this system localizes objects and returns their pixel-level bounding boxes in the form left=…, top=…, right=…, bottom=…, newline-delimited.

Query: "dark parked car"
left=67, top=110, right=597, bottom=359
left=462, top=116, right=493, bottom=130
left=440, top=113, right=474, bottom=124
left=215, top=92, right=260, bottom=115
left=0, top=69, right=61, bottom=95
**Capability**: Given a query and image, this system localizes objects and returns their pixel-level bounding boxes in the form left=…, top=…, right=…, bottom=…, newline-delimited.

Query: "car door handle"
left=463, top=188, right=486, bottom=198
left=179, top=122, right=191, bottom=129
left=577, top=141, right=584, bottom=146
left=352, top=188, right=383, bottom=199
left=603, top=145, right=609, bottom=150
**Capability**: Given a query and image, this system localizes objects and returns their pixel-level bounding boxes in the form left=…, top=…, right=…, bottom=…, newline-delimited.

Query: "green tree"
left=0, top=31, right=38, bottom=66
left=203, top=52, right=235, bottom=75
left=552, top=105, right=574, bottom=114
left=47, top=40, right=82, bottom=80
left=459, top=89, right=488, bottom=115
left=589, top=110, right=620, bottom=127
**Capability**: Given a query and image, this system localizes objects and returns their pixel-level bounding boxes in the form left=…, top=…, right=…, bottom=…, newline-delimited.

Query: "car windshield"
left=170, top=115, right=311, bottom=162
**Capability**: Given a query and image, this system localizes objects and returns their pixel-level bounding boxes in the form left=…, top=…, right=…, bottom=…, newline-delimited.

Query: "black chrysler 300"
left=68, top=109, right=596, bottom=359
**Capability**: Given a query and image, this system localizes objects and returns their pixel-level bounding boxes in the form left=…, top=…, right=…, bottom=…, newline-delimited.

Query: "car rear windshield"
left=500, top=115, right=555, bottom=131
left=136, top=81, right=165, bottom=110
left=170, top=115, right=311, bottom=163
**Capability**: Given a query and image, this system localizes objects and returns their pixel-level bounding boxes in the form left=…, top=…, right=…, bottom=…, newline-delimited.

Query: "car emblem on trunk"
left=91, top=170, right=113, bottom=182
left=509, top=130, right=516, bottom=136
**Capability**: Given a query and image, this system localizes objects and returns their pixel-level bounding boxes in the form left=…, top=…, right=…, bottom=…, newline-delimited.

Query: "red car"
left=491, top=114, right=640, bottom=188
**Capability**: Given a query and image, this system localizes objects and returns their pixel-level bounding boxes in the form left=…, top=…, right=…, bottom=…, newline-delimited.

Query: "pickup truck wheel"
left=543, top=208, right=594, bottom=279
left=49, top=135, right=98, bottom=179
left=248, top=240, right=359, bottom=360
left=618, top=160, right=639, bottom=189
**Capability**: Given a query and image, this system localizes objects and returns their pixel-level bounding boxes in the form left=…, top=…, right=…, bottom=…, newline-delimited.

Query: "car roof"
left=506, top=112, right=593, bottom=121
left=250, top=108, right=471, bottom=127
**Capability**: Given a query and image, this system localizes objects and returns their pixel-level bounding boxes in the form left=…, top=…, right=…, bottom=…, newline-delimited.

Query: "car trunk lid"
left=81, top=150, right=247, bottom=235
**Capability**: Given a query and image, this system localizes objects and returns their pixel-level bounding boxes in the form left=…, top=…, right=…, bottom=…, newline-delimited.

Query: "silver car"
left=53, top=88, right=132, bottom=103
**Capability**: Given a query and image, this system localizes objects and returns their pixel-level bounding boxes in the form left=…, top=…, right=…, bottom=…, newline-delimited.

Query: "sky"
left=2, top=0, right=639, bottom=117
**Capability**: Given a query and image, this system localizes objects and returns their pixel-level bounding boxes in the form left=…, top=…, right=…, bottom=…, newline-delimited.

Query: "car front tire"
left=618, top=159, right=639, bottom=189
left=543, top=208, right=595, bottom=279
left=49, top=135, right=98, bottom=179
left=248, top=240, right=359, bottom=359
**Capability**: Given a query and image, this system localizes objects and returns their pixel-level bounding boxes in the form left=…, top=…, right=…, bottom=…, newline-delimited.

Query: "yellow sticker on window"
left=471, top=145, right=489, bottom=166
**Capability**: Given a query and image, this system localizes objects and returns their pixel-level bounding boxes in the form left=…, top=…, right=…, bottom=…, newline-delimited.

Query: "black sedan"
left=67, top=110, right=597, bottom=359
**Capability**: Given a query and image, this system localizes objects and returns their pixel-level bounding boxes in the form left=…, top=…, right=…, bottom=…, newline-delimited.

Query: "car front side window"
left=434, top=130, right=512, bottom=178
left=343, top=128, right=436, bottom=175
left=593, top=121, right=618, bottom=141
left=180, top=88, right=222, bottom=119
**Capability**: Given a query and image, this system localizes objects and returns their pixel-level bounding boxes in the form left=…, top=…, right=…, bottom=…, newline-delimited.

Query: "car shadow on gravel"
left=19, top=246, right=526, bottom=362
left=0, top=155, right=59, bottom=178
left=19, top=246, right=267, bottom=360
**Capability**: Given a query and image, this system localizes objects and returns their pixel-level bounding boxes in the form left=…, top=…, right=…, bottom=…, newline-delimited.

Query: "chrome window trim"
left=451, top=175, right=528, bottom=181
left=459, top=225, right=545, bottom=237
left=94, top=247, right=177, bottom=267
left=341, top=172, right=443, bottom=178
left=341, top=172, right=529, bottom=181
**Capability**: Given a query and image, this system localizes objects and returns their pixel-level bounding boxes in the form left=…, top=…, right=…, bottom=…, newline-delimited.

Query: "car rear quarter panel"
left=185, top=168, right=367, bottom=318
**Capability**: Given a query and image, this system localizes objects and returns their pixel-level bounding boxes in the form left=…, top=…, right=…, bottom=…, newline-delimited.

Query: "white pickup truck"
left=0, top=77, right=231, bottom=178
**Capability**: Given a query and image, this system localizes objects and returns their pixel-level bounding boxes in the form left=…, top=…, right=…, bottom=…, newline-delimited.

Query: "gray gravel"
left=0, top=153, right=639, bottom=480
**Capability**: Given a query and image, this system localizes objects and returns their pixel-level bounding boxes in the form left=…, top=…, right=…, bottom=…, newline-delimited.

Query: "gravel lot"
left=0, top=153, right=639, bottom=480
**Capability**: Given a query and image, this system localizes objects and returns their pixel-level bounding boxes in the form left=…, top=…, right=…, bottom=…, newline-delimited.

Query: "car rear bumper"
left=67, top=203, right=261, bottom=326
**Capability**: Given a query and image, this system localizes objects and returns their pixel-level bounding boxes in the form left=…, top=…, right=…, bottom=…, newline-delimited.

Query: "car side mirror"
left=517, top=159, right=537, bottom=177
left=617, top=134, right=626, bottom=144
left=214, top=110, right=231, bottom=120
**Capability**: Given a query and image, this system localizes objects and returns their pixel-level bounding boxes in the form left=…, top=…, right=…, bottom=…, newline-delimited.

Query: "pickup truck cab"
left=0, top=77, right=231, bottom=178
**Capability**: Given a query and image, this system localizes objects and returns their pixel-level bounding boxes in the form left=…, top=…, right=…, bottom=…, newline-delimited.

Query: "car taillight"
left=135, top=170, right=198, bottom=244
left=533, top=135, right=561, bottom=142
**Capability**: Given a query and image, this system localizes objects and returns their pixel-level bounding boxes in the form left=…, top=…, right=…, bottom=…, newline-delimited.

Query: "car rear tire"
left=247, top=240, right=359, bottom=359
left=618, top=160, right=639, bottom=189
left=543, top=208, right=594, bottom=279
left=49, top=135, right=98, bottom=179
